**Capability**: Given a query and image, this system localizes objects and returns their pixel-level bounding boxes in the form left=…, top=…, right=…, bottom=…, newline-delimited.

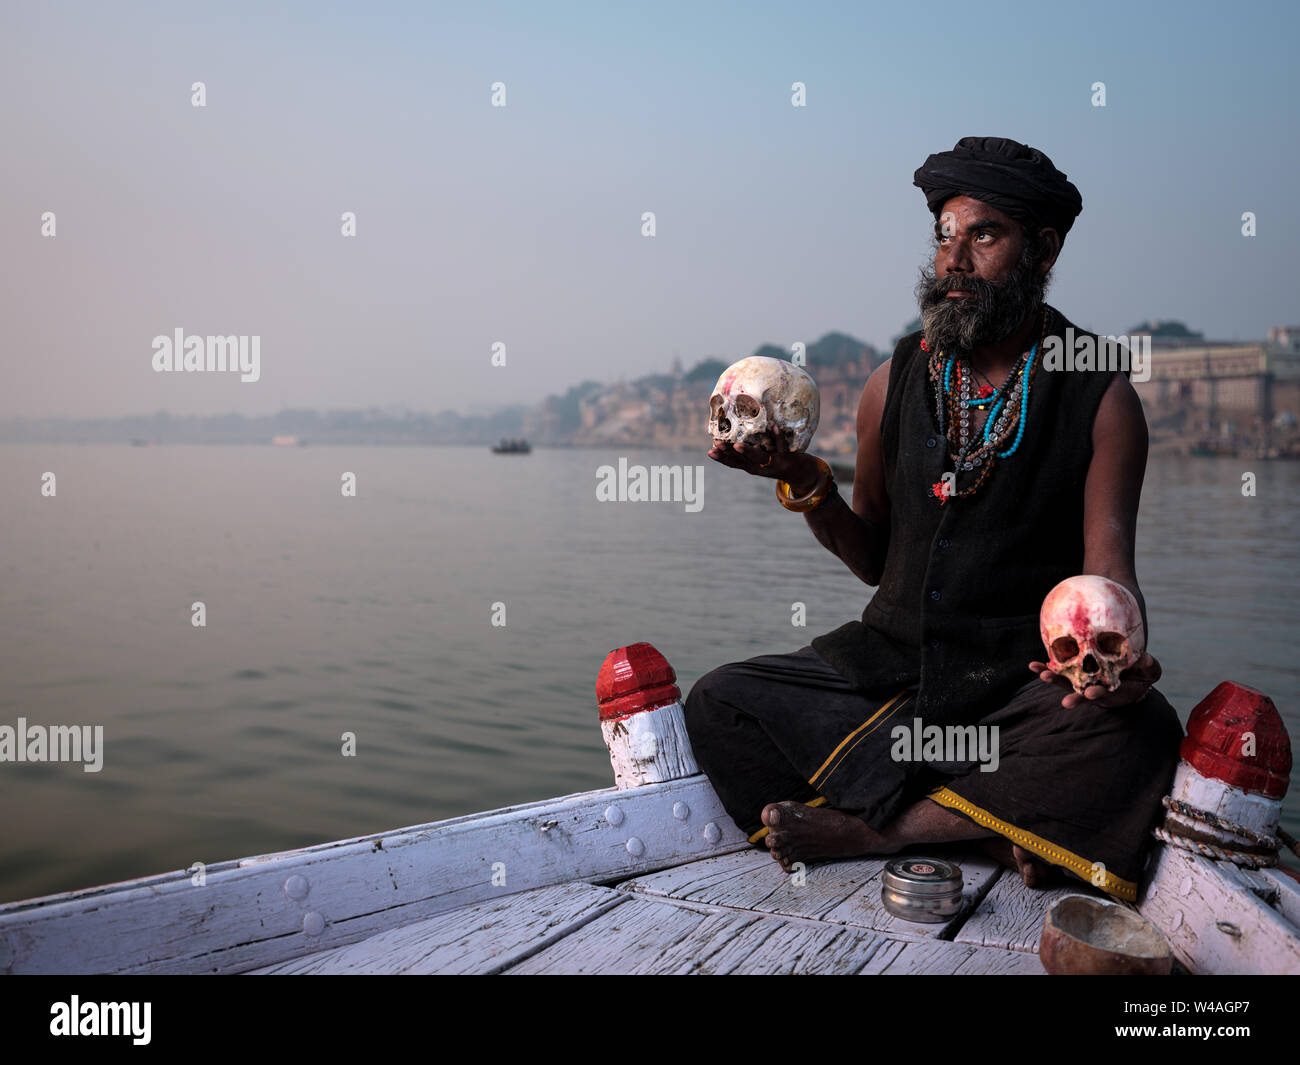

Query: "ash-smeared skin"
left=1039, top=575, right=1145, bottom=695
left=707, top=356, right=820, bottom=452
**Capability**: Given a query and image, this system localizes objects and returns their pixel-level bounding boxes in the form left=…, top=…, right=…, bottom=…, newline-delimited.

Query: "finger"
left=1122, top=653, right=1161, bottom=685
left=1031, top=664, right=1073, bottom=691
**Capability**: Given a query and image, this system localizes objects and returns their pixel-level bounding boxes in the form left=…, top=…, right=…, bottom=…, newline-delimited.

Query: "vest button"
left=926, top=437, right=937, bottom=447
left=939, top=538, right=950, bottom=548
left=930, top=589, right=941, bottom=600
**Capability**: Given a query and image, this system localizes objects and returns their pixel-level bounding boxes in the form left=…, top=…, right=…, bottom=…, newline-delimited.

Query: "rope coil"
left=1152, top=796, right=1300, bottom=869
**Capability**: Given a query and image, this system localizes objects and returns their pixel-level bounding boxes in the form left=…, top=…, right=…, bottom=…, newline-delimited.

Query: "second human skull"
left=1039, top=575, right=1146, bottom=696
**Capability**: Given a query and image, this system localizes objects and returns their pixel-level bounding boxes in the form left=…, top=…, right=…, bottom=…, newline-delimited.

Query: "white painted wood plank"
left=250, top=883, right=628, bottom=975
left=602, top=701, right=698, bottom=789
left=954, top=871, right=1106, bottom=953
left=618, top=845, right=1001, bottom=941
left=859, top=937, right=1046, bottom=975
left=503, top=897, right=892, bottom=975
left=1258, top=868, right=1300, bottom=928
left=505, top=895, right=1045, bottom=975
left=0, top=775, right=747, bottom=975
left=1139, top=846, right=1300, bottom=975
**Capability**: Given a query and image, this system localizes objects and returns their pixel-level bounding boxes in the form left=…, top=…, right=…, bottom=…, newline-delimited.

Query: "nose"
left=941, top=237, right=974, bottom=277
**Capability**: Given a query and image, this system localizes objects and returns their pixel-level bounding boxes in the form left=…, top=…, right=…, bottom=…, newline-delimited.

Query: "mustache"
left=914, top=244, right=1047, bottom=354
left=922, top=272, right=999, bottom=302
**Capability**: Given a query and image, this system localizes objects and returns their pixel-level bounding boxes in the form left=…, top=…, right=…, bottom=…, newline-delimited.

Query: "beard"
left=915, top=238, right=1049, bottom=356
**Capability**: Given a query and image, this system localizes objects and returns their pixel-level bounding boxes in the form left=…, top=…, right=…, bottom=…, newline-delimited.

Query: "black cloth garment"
left=813, top=305, right=1120, bottom=726
left=913, top=136, right=1083, bottom=241
left=684, top=647, right=927, bottom=835
left=683, top=304, right=1184, bottom=900
left=683, top=646, right=1182, bottom=900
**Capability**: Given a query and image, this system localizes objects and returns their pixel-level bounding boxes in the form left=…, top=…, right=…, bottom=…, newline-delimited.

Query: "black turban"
left=913, top=136, right=1083, bottom=241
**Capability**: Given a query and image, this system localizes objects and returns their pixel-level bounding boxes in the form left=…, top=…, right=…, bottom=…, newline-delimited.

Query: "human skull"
left=1039, top=575, right=1146, bottom=695
left=707, top=356, right=820, bottom=452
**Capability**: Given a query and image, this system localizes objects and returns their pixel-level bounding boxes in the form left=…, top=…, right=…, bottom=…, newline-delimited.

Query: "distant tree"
left=805, top=332, right=876, bottom=368
left=550, top=380, right=604, bottom=430
left=685, top=358, right=729, bottom=384
left=635, top=373, right=678, bottom=395
left=1126, top=319, right=1204, bottom=339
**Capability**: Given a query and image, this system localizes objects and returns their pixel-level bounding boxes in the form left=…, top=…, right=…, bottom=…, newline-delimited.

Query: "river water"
left=1, top=444, right=1296, bottom=903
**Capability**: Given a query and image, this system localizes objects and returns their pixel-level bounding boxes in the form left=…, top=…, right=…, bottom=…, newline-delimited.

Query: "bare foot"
left=760, top=801, right=893, bottom=872
left=980, top=837, right=1057, bottom=888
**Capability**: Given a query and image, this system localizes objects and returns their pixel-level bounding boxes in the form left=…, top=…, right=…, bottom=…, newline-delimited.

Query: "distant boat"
left=271, top=436, right=305, bottom=447
left=492, top=439, right=531, bottom=454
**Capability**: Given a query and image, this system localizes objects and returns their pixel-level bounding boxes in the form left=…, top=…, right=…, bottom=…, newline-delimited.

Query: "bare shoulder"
left=1092, top=371, right=1147, bottom=448
left=853, top=358, right=893, bottom=522
left=856, top=357, right=893, bottom=430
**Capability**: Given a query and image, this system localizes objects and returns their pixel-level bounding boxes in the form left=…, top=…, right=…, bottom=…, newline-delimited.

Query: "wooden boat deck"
left=251, top=845, right=1079, bottom=975
left=2, top=654, right=1295, bottom=976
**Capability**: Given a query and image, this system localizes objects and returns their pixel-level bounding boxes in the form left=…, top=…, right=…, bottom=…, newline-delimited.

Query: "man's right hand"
left=708, top=437, right=822, bottom=495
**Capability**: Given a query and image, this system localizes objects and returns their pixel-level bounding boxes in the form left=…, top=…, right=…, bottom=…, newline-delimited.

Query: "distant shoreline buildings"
left=3, top=320, right=1297, bottom=457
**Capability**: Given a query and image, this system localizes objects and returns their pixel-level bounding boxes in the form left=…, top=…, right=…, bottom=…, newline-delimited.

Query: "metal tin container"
left=881, top=857, right=964, bottom=923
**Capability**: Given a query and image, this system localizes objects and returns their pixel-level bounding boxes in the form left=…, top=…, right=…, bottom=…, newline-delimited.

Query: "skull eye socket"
left=1050, top=636, right=1079, bottom=661
left=1096, top=631, right=1125, bottom=656
left=709, top=394, right=725, bottom=415
left=734, top=394, right=761, bottom=419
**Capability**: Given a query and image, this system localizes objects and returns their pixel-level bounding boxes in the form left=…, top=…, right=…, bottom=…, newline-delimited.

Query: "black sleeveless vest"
left=811, top=304, right=1127, bottom=725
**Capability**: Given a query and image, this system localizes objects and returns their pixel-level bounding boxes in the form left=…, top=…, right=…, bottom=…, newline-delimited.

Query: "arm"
left=1030, top=373, right=1162, bottom=707
left=1081, top=373, right=1149, bottom=637
left=798, top=358, right=892, bottom=584
left=707, top=359, right=893, bottom=586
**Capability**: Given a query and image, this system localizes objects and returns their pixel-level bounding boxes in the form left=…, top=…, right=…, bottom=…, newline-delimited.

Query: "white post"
left=597, top=642, right=700, bottom=789
left=1139, top=680, right=1300, bottom=974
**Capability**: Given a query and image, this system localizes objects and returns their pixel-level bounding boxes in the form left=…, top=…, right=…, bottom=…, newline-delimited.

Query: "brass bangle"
left=776, top=457, right=834, bottom=513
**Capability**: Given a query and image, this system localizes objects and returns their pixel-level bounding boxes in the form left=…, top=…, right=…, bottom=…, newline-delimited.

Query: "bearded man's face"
left=914, top=196, right=1052, bottom=355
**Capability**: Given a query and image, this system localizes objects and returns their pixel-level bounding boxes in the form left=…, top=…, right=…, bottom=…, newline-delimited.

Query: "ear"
left=1037, top=227, right=1063, bottom=275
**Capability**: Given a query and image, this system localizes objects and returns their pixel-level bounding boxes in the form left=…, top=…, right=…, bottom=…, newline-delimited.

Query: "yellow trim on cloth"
left=809, top=688, right=913, bottom=789
left=928, top=785, right=1138, bottom=902
left=749, top=796, right=828, bottom=843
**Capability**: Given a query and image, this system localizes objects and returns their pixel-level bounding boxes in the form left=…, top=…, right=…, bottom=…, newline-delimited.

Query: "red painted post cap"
left=1180, top=681, right=1292, bottom=799
left=596, top=642, right=682, bottom=721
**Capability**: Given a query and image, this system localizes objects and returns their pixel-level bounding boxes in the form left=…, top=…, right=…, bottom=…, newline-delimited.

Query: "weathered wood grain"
left=1139, top=846, right=1300, bottom=974
left=602, top=701, right=698, bottom=789
left=617, top=845, right=1001, bottom=941
left=502, top=897, right=890, bottom=975
left=858, top=937, right=1046, bottom=975
left=505, top=895, right=1044, bottom=975
left=954, top=871, right=1104, bottom=953
left=0, top=775, right=746, bottom=975
left=1258, top=867, right=1300, bottom=928
left=250, top=882, right=629, bottom=975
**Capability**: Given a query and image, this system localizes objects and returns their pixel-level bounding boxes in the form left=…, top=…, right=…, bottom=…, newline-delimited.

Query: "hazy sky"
left=3, top=0, right=1297, bottom=418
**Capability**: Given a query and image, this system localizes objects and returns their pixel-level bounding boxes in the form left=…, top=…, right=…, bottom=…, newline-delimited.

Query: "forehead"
left=936, top=195, right=1018, bottom=229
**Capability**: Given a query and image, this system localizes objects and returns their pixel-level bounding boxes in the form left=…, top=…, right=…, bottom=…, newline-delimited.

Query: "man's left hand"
left=1027, top=652, right=1162, bottom=709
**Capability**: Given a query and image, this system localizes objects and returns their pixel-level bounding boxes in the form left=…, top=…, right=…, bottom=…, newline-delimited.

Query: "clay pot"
left=1040, top=895, right=1173, bottom=975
